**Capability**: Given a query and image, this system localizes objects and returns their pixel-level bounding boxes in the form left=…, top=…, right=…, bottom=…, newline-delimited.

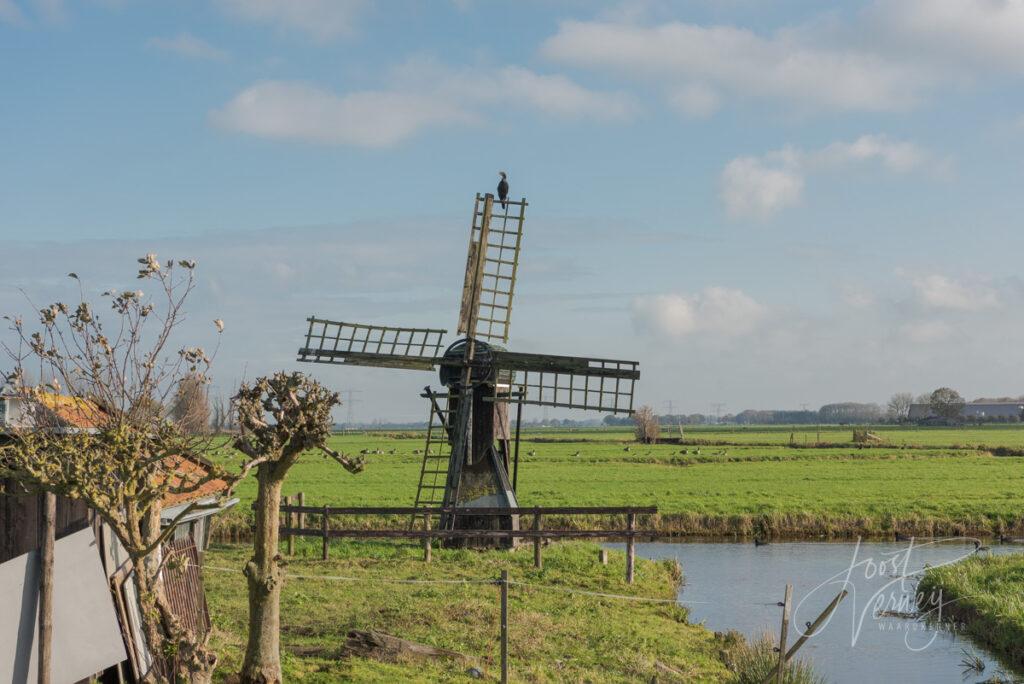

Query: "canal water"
left=606, top=539, right=1023, bottom=683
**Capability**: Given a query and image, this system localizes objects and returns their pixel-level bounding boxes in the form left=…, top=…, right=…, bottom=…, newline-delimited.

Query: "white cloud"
left=0, top=0, right=26, bottom=24
left=720, top=134, right=937, bottom=219
left=486, top=66, right=637, bottom=121
left=720, top=156, right=804, bottom=219
left=216, top=0, right=365, bottom=41
left=899, top=319, right=953, bottom=344
left=632, top=287, right=766, bottom=338
left=148, top=33, right=228, bottom=61
left=31, top=0, right=63, bottom=23
left=541, top=19, right=933, bottom=113
left=210, top=81, right=474, bottom=147
left=389, top=59, right=638, bottom=122
left=212, top=63, right=638, bottom=146
left=815, top=134, right=928, bottom=172
left=911, top=274, right=1000, bottom=311
left=666, top=82, right=720, bottom=118
left=868, top=0, right=1024, bottom=73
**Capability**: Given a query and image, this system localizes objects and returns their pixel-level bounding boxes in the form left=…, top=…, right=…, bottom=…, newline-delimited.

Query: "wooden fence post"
left=500, top=570, right=509, bottom=684
left=322, top=504, right=329, bottom=561
left=286, top=495, right=295, bottom=556
left=533, top=509, right=542, bottom=570
left=297, top=491, right=305, bottom=534
left=626, top=512, right=636, bottom=584
left=38, top=492, right=55, bottom=684
left=776, top=583, right=792, bottom=684
left=599, top=549, right=608, bottom=565
left=758, top=589, right=848, bottom=684
left=424, top=514, right=432, bottom=563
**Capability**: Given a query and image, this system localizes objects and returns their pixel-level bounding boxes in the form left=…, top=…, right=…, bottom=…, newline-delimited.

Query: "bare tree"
left=172, top=374, right=211, bottom=435
left=233, top=372, right=362, bottom=684
left=0, top=256, right=229, bottom=683
left=887, top=392, right=914, bottom=423
left=633, top=405, right=660, bottom=444
left=210, top=394, right=227, bottom=434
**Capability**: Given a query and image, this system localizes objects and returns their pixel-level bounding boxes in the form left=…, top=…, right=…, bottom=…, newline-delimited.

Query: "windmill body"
left=297, top=193, right=639, bottom=545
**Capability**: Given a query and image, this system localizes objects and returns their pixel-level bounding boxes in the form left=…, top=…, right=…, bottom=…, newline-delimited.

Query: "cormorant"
left=497, top=171, right=509, bottom=209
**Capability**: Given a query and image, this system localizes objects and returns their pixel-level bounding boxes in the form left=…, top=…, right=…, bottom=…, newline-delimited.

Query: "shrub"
left=633, top=405, right=659, bottom=444
left=723, top=632, right=825, bottom=684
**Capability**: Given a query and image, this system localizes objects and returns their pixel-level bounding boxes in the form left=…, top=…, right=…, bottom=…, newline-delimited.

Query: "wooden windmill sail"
left=297, top=193, right=639, bottom=543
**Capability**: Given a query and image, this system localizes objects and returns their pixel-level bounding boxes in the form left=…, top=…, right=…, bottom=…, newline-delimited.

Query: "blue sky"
left=2, top=0, right=1024, bottom=421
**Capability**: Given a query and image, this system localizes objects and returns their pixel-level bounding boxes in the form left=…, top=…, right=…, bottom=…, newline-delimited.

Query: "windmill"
left=297, top=193, right=639, bottom=544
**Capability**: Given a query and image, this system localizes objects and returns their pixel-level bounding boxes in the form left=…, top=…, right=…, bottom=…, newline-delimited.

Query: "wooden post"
left=297, top=491, right=306, bottom=534
left=286, top=495, right=295, bottom=556
left=626, top=512, right=636, bottom=584
left=783, top=590, right=847, bottom=661
left=424, top=514, right=432, bottom=563
left=759, top=590, right=848, bottom=684
left=499, top=570, right=509, bottom=684
left=599, top=549, right=608, bottom=565
left=533, top=510, right=542, bottom=569
left=38, top=492, right=56, bottom=684
left=512, top=392, right=523, bottom=492
left=321, top=504, right=329, bottom=561
left=776, top=583, right=792, bottom=684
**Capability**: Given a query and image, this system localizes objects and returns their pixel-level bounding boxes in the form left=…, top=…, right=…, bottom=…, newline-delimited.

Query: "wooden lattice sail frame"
left=297, top=192, right=640, bottom=542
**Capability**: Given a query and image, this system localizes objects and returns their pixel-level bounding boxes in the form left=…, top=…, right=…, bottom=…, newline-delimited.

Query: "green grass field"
left=202, top=424, right=1024, bottom=681
left=919, top=552, right=1024, bottom=671
left=212, top=425, right=1024, bottom=539
left=204, top=541, right=732, bottom=683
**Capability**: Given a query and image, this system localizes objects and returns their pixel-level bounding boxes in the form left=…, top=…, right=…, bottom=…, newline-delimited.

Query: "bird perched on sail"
left=497, top=171, right=509, bottom=209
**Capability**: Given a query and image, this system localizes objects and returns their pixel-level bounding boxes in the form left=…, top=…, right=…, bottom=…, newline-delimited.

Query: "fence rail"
left=274, top=499, right=657, bottom=583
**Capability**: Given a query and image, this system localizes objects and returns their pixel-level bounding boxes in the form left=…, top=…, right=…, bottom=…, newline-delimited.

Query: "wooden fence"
left=275, top=498, right=657, bottom=584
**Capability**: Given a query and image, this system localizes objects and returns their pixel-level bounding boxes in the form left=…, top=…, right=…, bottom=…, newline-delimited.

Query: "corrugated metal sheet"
left=162, top=537, right=211, bottom=638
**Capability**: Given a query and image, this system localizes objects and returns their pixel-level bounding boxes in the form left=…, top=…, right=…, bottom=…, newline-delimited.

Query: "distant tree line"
left=608, top=387, right=1024, bottom=427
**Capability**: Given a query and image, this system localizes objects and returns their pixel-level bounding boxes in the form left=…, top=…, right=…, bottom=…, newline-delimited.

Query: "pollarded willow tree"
left=0, top=256, right=239, bottom=683
left=232, top=372, right=363, bottom=684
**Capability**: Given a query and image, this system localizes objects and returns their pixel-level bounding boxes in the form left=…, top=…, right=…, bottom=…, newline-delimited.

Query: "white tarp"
left=0, top=527, right=127, bottom=682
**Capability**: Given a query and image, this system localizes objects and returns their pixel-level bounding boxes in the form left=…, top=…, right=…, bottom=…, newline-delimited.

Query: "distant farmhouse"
left=909, top=401, right=1024, bottom=422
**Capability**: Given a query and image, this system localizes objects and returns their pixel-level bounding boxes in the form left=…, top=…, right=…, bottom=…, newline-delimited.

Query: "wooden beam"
left=275, top=504, right=657, bottom=516
left=38, top=492, right=55, bottom=684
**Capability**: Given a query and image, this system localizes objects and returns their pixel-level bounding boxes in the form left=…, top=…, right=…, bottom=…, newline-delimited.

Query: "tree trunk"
left=240, top=464, right=285, bottom=684
left=131, top=507, right=217, bottom=684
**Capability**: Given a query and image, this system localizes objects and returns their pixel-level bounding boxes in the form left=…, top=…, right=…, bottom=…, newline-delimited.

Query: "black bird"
left=754, top=537, right=769, bottom=547
left=497, top=171, right=509, bottom=209
left=974, top=540, right=990, bottom=554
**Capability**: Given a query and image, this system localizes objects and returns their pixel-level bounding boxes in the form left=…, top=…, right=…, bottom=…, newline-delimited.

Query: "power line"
left=343, top=389, right=363, bottom=425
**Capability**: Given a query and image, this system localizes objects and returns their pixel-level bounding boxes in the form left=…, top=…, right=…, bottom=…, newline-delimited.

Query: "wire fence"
left=202, top=559, right=844, bottom=683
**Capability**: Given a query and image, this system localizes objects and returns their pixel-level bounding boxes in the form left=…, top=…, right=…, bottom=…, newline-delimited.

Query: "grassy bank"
left=211, top=428, right=1024, bottom=541
left=918, top=553, right=1024, bottom=671
left=203, top=540, right=733, bottom=682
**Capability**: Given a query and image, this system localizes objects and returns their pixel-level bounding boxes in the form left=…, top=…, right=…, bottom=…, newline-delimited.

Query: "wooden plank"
left=278, top=502, right=652, bottom=514
left=489, top=351, right=640, bottom=379
left=776, top=584, right=792, bottom=684
left=500, top=570, right=509, bottom=684
left=626, top=512, right=636, bottom=584
left=322, top=505, right=329, bottom=560
left=533, top=511, right=542, bottom=569
left=280, top=528, right=651, bottom=540
left=38, top=492, right=55, bottom=684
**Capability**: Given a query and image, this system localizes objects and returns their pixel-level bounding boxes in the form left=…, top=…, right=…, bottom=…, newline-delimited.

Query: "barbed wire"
left=203, top=564, right=740, bottom=605
left=204, top=565, right=495, bottom=586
